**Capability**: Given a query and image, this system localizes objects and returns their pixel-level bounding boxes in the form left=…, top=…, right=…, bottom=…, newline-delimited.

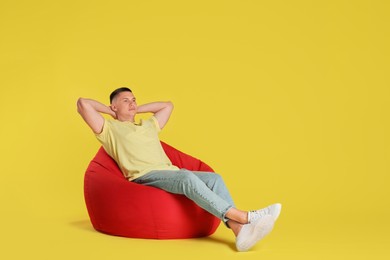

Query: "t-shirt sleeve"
left=150, top=116, right=161, bottom=133
left=95, top=118, right=109, bottom=143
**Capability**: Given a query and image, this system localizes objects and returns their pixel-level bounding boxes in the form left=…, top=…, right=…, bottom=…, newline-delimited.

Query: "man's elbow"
left=77, top=98, right=87, bottom=114
left=166, top=101, right=174, bottom=110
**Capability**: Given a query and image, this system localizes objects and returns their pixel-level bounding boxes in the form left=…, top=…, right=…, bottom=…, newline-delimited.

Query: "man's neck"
left=117, top=115, right=135, bottom=123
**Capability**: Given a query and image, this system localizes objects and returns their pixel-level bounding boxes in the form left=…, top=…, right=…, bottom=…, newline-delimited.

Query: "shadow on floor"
left=199, top=235, right=236, bottom=251
left=69, top=219, right=95, bottom=233
left=69, top=220, right=237, bottom=251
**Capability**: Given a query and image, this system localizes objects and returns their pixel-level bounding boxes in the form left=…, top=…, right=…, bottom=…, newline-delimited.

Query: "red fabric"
left=84, top=141, right=220, bottom=239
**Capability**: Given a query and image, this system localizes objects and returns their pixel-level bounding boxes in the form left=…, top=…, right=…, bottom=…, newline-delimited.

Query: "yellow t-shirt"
left=95, top=116, right=179, bottom=181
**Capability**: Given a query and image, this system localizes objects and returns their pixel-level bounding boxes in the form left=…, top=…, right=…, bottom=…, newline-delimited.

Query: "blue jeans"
left=133, top=169, right=235, bottom=225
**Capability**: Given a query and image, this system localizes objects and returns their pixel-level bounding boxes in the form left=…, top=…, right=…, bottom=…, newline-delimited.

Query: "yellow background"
left=1, top=0, right=389, bottom=259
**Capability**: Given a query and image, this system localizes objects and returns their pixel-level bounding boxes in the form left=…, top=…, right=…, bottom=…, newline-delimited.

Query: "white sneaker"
left=236, top=214, right=275, bottom=252
left=248, top=203, right=282, bottom=223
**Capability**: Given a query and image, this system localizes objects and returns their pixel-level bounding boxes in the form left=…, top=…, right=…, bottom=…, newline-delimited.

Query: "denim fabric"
left=133, top=169, right=235, bottom=224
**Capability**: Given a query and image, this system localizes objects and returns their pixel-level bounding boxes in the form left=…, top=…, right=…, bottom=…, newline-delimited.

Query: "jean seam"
left=140, top=174, right=229, bottom=220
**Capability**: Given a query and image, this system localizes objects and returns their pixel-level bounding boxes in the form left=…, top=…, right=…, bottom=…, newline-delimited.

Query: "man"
left=77, top=87, right=281, bottom=251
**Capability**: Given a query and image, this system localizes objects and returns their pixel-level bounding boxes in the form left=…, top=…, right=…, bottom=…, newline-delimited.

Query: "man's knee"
left=208, top=173, right=224, bottom=185
left=213, top=173, right=223, bottom=180
left=177, top=170, right=198, bottom=184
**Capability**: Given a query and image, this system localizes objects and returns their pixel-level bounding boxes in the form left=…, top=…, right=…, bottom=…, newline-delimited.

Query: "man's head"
left=109, top=87, right=137, bottom=121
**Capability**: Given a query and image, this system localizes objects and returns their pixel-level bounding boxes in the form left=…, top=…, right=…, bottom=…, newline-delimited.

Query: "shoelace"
left=248, top=207, right=270, bottom=223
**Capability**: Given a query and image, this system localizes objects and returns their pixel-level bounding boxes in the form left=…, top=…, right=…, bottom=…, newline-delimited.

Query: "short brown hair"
left=109, top=87, right=132, bottom=104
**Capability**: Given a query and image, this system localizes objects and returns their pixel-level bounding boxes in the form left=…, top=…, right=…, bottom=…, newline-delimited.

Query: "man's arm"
left=137, top=101, right=174, bottom=129
left=77, top=98, right=116, bottom=134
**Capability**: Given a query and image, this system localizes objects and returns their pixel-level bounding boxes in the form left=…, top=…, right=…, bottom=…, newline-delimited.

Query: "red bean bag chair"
left=84, top=141, right=221, bottom=239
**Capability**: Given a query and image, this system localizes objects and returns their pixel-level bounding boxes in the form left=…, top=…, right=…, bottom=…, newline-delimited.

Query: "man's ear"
left=110, top=104, right=117, bottom=111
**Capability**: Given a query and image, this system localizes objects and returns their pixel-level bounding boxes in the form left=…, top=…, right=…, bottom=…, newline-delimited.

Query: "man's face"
left=111, top=91, right=137, bottom=118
